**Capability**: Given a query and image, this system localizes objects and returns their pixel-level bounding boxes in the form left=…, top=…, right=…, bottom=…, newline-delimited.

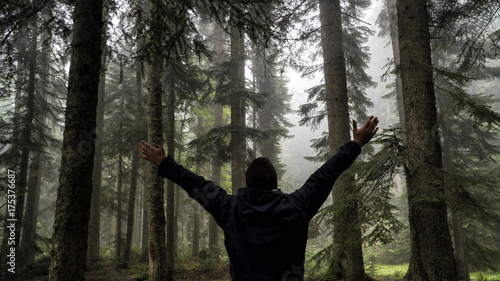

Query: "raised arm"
left=138, top=138, right=231, bottom=227
left=290, top=116, right=379, bottom=220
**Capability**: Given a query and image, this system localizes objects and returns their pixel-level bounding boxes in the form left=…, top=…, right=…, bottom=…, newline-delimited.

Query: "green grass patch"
left=363, top=264, right=500, bottom=281
left=471, top=271, right=500, bottom=281
left=365, top=263, right=408, bottom=279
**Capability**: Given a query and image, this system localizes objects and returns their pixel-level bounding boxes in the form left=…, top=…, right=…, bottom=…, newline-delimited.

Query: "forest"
left=1, top=0, right=500, bottom=280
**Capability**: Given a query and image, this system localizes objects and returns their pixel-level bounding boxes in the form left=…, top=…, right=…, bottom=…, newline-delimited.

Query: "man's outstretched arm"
left=138, top=138, right=230, bottom=227
left=290, top=116, right=379, bottom=220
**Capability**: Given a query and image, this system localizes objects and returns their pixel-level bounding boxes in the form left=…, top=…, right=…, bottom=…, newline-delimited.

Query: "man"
left=139, top=116, right=379, bottom=280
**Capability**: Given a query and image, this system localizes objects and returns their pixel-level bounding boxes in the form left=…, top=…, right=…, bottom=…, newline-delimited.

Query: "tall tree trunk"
left=146, top=0, right=168, bottom=279
left=19, top=13, right=39, bottom=266
left=396, top=1, right=458, bottom=280
left=87, top=5, right=108, bottom=268
left=386, top=0, right=405, bottom=141
left=124, top=39, right=145, bottom=264
left=442, top=131, right=470, bottom=281
left=165, top=66, right=176, bottom=279
left=16, top=10, right=39, bottom=260
left=47, top=0, right=103, bottom=279
left=209, top=103, right=223, bottom=259
left=140, top=179, right=149, bottom=262
left=230, top=24, right=246, bottom=194
left=133, top=190, right=142, bottom=246
left=115, top=153, right=124, bottom=261
left=319, top=1, right=367, bottom=280
left=192, top=162, right=201, bottom=258
left=1, top=29, right=27, bottom=276
left=171, top=115, right=186, bottom=258
left=191, top=115, right=203, bottom=258
left=386, top=0, right=415, bottom=269
left=208, top=26, right=225, bottom=259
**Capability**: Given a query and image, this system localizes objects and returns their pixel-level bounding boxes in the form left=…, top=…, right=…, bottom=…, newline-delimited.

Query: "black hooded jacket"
left=158, top=141, right=361, bottom=280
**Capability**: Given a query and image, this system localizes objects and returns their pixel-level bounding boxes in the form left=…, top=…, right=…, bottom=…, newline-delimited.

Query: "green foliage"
left=131, top=264, right=150, bottom=281
left=471, top=271, right=500, bottom=281
left=477, top=272, right=489, bottom=281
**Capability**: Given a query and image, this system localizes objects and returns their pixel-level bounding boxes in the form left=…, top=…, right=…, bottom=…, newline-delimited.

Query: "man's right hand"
left=352, top=116, right=379, bottom=147
left=138, top=138, right=166, bottom=166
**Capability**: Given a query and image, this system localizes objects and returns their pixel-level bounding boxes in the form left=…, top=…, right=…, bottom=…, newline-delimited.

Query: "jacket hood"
left=235, top=188, right=292, bottom=215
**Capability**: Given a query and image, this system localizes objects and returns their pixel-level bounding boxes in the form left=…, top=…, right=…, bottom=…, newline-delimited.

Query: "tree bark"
left=15, top=9, right=39, bottom=264
left=1, top=28, right=27, bottom=277
left=140, top=179, right=149, bottom=262
left=19, top=13, right=39, bottom=266
left=47, top=0, right=103, bottom=280
left=396, top=0, right=458, bottom=280
left=165, top=66, right=176, bottom=279
left=230, top=24, right=246, bottom=194
left=209, top=102, right=223, bottom=259
left=146, top=0, right=168, bottom=279
left=386, top=0, right=406, bottom=142
left=442, top=126, right=470, bottom=281
left=123, top=38, right=145, bottom=264
left=86, top=5, right=108, bottom=268
left=192, top=162, right=201, bottom=258
left=319, top=0, right=367, bottom=280
left=115, top=153, right=124, bottom=261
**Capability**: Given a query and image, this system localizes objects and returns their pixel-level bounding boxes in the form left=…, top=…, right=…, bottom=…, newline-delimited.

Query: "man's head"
left=245, top=157, right=278, bottom=190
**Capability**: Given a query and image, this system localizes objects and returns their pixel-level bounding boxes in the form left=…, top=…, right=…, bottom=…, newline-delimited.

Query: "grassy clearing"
left=364, top=264, right=500, bottom=281
left=365, top=263, right=408, bottom=279
left=470, top=271, right=500, bottom=281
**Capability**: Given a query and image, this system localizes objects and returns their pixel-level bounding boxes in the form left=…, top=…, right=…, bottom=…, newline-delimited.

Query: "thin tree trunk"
left=386, top=0, right=405, bottom=142
left=451, top=210, right=469, bottom=281
left=124, top=39, right=145, bottom=264
left=19, top=13, right=39, bottom=266
left=16, top=9, right=39, bottom=259
left=146, top=0, right=168, bottom=279
left=209, top=103, right=223, bottom=259
left=173, top=116, right=186, bottom=258
left=133, top=190, right=142, bottom=247
left=1, top=30, right=27, bottom=276
left=47, top=0, right=103, bottom=279
left=140, top=180, right=149, bottom=262
left=165, top=66, right=176, bottom=279
left=230, top=24, right=246, bottom=194
left=192, top=164, right=201, bottom=258
left=208, top=26, right=225, bottom=259
left=319, top=0, right=367, bottom=280
left=190, top=116, right=203, bottom=258
left=115, top=153, right=123, bottom=261
left=396, top=0, right=458, bottom=280
left=442, top=128, right=470, bottom=281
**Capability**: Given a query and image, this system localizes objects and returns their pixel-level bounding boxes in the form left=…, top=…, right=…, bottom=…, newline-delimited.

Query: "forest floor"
left=23, top=261, right=500, bottom=281
left=23, top=261, right=232, bottom=281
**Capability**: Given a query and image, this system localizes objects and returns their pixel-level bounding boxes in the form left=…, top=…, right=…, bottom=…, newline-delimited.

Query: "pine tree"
left=230, top=22, right=246, bottom=193
left=86, top=3, right=109, bottom=268
left=145, top=0, right=168, bottom=279
left=47, top=0, right=103, bottom=279
left=318, top=0, right=367, bottom=279
left=293, top=0, right=375, bottom=279
left=123, top=20, right=147, bottom=265
left=396, top=0, right=457, bottom=279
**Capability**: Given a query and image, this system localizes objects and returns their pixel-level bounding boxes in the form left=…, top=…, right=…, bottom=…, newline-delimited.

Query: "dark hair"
left=245, top=157, right=277, bottom=190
